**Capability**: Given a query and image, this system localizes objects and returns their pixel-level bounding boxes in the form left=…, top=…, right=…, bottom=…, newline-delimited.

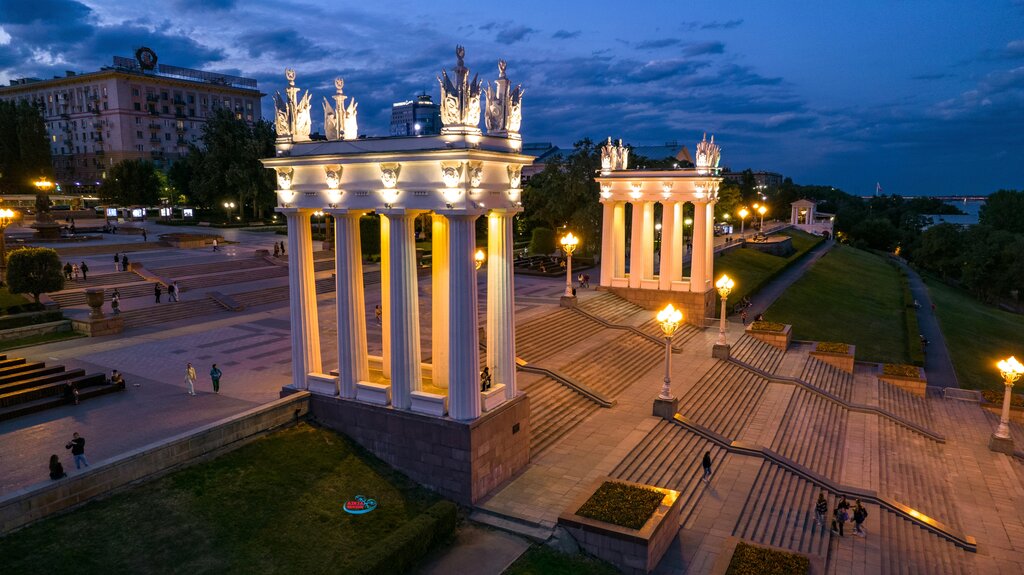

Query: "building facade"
left=389, top=94, right=441, bottom=136
left=0, top=49, right=262, bottom=193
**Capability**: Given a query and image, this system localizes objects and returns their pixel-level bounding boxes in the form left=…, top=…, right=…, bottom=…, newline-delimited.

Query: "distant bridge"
left=858, top=195, right=987, bottom=201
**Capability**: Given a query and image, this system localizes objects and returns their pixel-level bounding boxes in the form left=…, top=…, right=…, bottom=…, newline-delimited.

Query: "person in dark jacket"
left=701, top=451, right=713, bottom=483
left=852, top=499, right=868, bottom=536
left=65, top=432, right=88, bottom=469
left=154, top=283, right=162, bottom=303
left=121, top=254, right=129, bottom=270
left=815, top=491, right=828, bottom=528
left=49, top=454, right=67, bottom=480
left=80, top=261, right=89, bottom=281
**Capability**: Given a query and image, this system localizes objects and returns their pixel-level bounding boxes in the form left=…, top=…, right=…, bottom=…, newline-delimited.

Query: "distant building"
left=390, top=94, right=441, bottom=136
left=790, top=198, right=834, bottom=237
left=0, top=48, right=263, bottom=193
left=521, top=140, right=693, bottom=183
left=722, top=170, right=784, bottom=189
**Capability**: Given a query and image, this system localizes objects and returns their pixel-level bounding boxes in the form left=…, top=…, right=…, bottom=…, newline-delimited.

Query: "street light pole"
left=990, top=356, right=1024, bottom=453
left=656, top=304, right=683, bottom=400
left=758, top=205, right=767, bottom=232
left=0, top=209, right=15, bottom=286
left=716, top=274, right=734, bottom=346
left=223, top=202, right=235, bottom=221
left=560, top=232, right=578, bottom=299
left=738, top=207, right=749, bottom=238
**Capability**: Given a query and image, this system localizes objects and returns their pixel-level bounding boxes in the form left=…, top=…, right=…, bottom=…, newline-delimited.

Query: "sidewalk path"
left=893, top=259, right=959, bottom=389
left=415, top=524, right=529, bottom=575
left=747, top=239, right=834, bottom=319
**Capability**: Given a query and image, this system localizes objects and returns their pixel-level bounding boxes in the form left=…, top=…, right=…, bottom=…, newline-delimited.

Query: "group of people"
left=576, top=273, right=591, bottom=289
left=61, top=261, right=89, bottom=281
left=48, top=432, right=88, bottom=480
left=183, top=362, right=223, bottom=396
left=272, top=241, right=286, bottom=257
left=817, top=492, right=869, bottom=537
left=154, top=281, right=180, bottom=303
left=113, top=253, right=129, bottom=271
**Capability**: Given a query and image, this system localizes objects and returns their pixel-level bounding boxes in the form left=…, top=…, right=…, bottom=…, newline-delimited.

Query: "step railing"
left=514, top=358, right=614, bottom=408
left=727, top=357, right=945, bottom=442
left=569, top=306, right=685, bottom=353
left=670, top=413, right=977, bottom=552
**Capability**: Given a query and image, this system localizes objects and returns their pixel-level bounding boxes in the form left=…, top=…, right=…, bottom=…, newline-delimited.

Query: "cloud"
left=172, top=0, right=235, bottom=10
left=680, top=19, right=743, bottom=31
left=635, top=38, right=679, bottom=50
left=912, top=73, right=950, bottom=81
left=238, top=29, right=323, bottom=60
left=0, top=0, right=92, bottom=24
left=496, top=25, right=537, bottom=45
left=684, top=41, right=725, bottom=56
left=552, top=29, right=580, bottom=40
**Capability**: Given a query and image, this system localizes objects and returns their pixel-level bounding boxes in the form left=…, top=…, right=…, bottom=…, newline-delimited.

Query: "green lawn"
left=503, top=545, right=621, bottom=575
left=766, top=245, right=909, bottom=364
left=0, top=330, right=83, bottom=351
left=0, top=286, right=29, bottom=308
left=926, top=279, right=1024, bottom=392
left=0, top=423, right=443, bottom=574
left=715, top=229, right=824, bottom=306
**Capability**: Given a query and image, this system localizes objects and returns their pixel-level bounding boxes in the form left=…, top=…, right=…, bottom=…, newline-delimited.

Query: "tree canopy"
left=522, top=138, right=602, bottom=254
left=101, top=159, right=162, bottom=206
left=0, top=100, right=53, bottom=194
left=6, top=247, right=64, bottom=303
left=979, top=189, right=1024, bottom=234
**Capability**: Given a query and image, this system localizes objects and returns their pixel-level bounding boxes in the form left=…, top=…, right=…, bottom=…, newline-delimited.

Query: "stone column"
left=628, top=202, right=645, bottom=288
left=671, top=202, right=684, bottom=282
left=487, top=209, right=519, bottom=399
left=431, top=214, right=450, bottom=389
left=690, top=201, right=707, bottom=292
left=600, top=201, right=615, bottom=286
left=642, top=202, right=655, bottom=279
left=380, top=209, right=422, bottom=409
left=704, top=202, right=715, bottom=282
left=613, top=202, right=626, bottom=278
left=446, top=212, right=482, bottom=420
left=658, top=201, right=676, bottom=291
left=330, top=209, right=369, bottom=399
left=380, top=214, right=391, bottom=379
left=281, top=208, right=322, bottom=389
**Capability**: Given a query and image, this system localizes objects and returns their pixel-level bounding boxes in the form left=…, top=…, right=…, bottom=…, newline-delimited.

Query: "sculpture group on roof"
left=601, top=137, right=630, bottom=172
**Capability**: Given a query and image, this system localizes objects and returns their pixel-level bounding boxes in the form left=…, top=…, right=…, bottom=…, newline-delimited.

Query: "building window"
left=132, top=88, right=139, bottom=97
left=136, top=117, right=141, bottom=125
left=161, top=105, right=168, bottom=113
left=165, top=133, right=171, bottom=141
left=137, top=131, right=143, bottom=139
left=161, top=91, right=168, bottom=100
left=188, top=94, right=195, bottom=104
left=134, top=102, right=141, bottom=111
left=103, top=102, right=108, bottom=110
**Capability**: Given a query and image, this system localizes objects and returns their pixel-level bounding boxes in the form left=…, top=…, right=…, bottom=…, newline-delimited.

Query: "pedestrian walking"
left=583, top=273, right=590, bottom=288
left=185, top=363, right=197, bottom=396
left=374, top=304, right=382, bottom=325
left=169, top=281, right=179, bottom=302
left=72, top=263, right=81, bottom=281
left=578, top=273, right=585, bottom=289
left=111, top=294, right=120, bottom=315
left=142, top=229, right=148, bottom=242
left=741, top=310, right=748, bottom=325
left=80, top=261, right=88, bottom=281
left=49, top=454, right=67, bottom=480
left=273, top=243, right=280, bottom=258
left=280, top=241, right=286, bottom=255
left=63, top=262, right=73, bottom=280
left=114, top=252, right=120, bottom=272
left=65, top=432, right=89, bottom=469
left=701, top=451, right=713, bottom=482
left=852, top=499, right=868, bottom=536
left=121, top=254, right=129, bottom=270
left=832, top=496, right=850, bottom=536
left=212, top=238, right=219, bottom=252
left=815, top=491, right=828, bottom=528
left=154, top=283, right=162, bottom=303
left=210, top=364, right=222, bottom=393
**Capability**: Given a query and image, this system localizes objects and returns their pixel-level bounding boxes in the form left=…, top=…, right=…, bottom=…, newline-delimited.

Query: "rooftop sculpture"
left=695, top=133, right=721, bottom=175
left=273, top=69, right=312, bottom=142
left=322, top=77, right=359, bottom=141
left=485, top=60, right=525, bottom=138
left=600, top=137, right=630, bottom=173
left=438, top=46, right=483, bottom=135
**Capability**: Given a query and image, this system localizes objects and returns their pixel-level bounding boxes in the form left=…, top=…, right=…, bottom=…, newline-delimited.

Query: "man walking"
left=212, top=238, right=219, bottom=252
left=121, top=253, right=129, bottom=271
left=701, top=451, right=713, bottom=483
left=852, top=499, right=868, bottom=537
left=113, top=252, right=120, bottom=272
left=185, top=363, right=197, bottom=396
left=154, top=283, right=162, bottom=303
left=142, top=229, right=148, bottom=242
left=80, top=261, right=89, bottom=281
left=169, top=281, right=180, bottom=302
left=63, top=262, right=73, bottom=280
left=65, top=432, right=88, bottom=470
left=210, top=364, right=222, bottom=394
left=374, top=304, right=382, bottom=325
left=815, top=491, right=828, bottom=528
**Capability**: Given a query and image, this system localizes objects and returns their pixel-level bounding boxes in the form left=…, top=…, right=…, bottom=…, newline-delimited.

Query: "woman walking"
left=185, top=363, right=197, bottom=396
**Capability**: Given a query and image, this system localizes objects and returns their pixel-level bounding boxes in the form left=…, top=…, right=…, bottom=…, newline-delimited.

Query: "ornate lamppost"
left=656, top=303, right=684, bottom=400
left=223, top=201, right=236, bottom=221
left=738, top=207, right=749, bottom=237
left=715, top=274, right=734, bottom=346
left=990, top=356, right=1024, bottom=453
left=560, top=232, right=578, bottom=302
left=474, top=249, right=486, bottom=270
left=758, top=205, right=767, bottom=232
left=0, top=208, right=15, bottom=286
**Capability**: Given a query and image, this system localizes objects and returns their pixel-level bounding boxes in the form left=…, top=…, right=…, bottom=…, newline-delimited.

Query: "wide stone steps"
left=611, top=420, right=723, bottom=526
left=801, top=356, right=854, bottom=402
left=49, top=281, right=154, bottom=306
left=521, top=376, right=600, bottom=455
left=637, top=318, right=702, bottom=348
left=678, top=361, right=769, bottom=439
left=514, top=308, right=603, bottom=363
left=731, top=334, right=786, bottom=373
left=54, top=271, right=141, bottom=288
left=772, top=388, right=848, bottom=478
left=176, top=266, right=289, bottom=291
left=577, top=292, right=646, bottom=323
left=559, top=333, right=662, bottom=399
left=149, top=257, right=273, bottom=278
left=733, top=461, right=831, bottom=557
left=878, top=418, right=963, bottom=533
left=872, top=511, right=971, bottom=575
left=878, top=380, right=933, bottom=431
left=121, top=298, right=229, bottom=329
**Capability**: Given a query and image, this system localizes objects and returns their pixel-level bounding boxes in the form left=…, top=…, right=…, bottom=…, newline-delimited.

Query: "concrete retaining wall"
left=0, top=320, right=71, bottom=342
left=0, top=392, right=310, bottom=534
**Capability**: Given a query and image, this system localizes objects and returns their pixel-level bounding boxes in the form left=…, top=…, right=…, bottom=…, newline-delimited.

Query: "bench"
left=0, top=365, right=66, bottom=388
left=0, top=358, right=27, bottom=370
left=356, top=381, right=391, bottom=406
left=0, top=369, right=85, bottom=408
left=0, top=361, right=51, bottom=382
left=410, top=390, right=448, bottom=417
left=0, top=371, right=116, bottom=421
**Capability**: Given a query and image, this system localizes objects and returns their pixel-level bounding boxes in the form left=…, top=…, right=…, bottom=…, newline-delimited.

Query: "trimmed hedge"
left=815, top=342, right=849, bottom=354
left=981, top=389, right=1024, bottom=408
left=575, top=481, right=664, bottom=531
left=529, top=228, right=555, bottom=256
left=891, top=262, right=926, bottom=367
left=750, top=321, right=786, bottom=332
left=883, top=363, right=921, bottom=378
left=0, top=310, right=63, bottom=330
left=353, top=500, right=458, bottom=575
left=725, top=541, right=810, bottom=575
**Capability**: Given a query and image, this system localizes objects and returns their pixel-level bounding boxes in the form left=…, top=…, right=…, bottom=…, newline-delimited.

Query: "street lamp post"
left=656, top=304, right=684, bottom=400
left=560, top=232, right=579, bottom=301
left=990, top=356, right=1024, bottom=453
left=475, top=249, right=486, bottom=270
left=715, top=274, right=734, bottom=346
left=758, top=205, right=767, bottom=232
left=0, top=208, right=15, bottom=286
left=223, top=201, right=235, bottom=221
left=738, top=207, right=749, bottom=237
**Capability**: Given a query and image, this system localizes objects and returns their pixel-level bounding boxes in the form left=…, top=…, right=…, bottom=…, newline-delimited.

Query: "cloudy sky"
left=1, top=0, right=1022, bottom=195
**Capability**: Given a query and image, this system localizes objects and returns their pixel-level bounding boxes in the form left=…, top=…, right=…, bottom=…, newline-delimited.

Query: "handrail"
left=670, top=413, right=977, bottom=552
left=569, top=306, right=686, bottom=353
left=515, top=358, right=614, bottom=408
left=726, top=357, right=945, bottom=443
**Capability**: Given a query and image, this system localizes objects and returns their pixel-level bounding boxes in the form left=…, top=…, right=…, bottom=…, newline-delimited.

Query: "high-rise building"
left=0, top=48, right=263, bottom=193
left=390, top=94, right=441, bottom=136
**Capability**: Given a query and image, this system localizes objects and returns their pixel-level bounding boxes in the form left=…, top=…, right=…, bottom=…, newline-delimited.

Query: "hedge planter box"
left=981, top=391, right=1024, bottom=425
left=745, top=322, right=792, bottom=351
left=809, top=343, right=856, bottom=374
left=878, top=364, right=928, bottom=397
left=558, top=477, right=682, bottom=575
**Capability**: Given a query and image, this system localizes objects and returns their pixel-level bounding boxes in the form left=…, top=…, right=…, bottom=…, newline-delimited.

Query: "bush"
left=6, top=247, right=65, bottom=303
left=815, top=342, right=850, bottom=354
left=981, top=390, right=1024, bottom=408
left=529, top=228, right=555, bottom=255
left=0, top=310, right=63, bottom=330
left=750, top=321, right=786, bottom=332
left=883, top=364, right=921, bottom=378
left=725, top=541, right=810, bottom=575
left=353, top=500, right=458, bottom=575
left=575, top=481, right=664, bottom=531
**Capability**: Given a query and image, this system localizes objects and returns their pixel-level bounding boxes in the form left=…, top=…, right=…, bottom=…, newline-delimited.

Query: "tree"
left=0, top=100, right=53, bottom=194
left=6, top=248, right=65, bottom=303
left=715, top=183, right=742, bottom=221
left=522, top=138, right=601, bottom=254
left=914, top=223, right=964, bottom=280
left=979, top=190, right=1024, bottom=234
left=101, top=159, right=161, bottom=205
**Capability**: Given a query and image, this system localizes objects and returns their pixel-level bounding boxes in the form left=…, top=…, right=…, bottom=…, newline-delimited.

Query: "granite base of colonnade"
left=599, top=286, right=716, bottom=327
left=286, top=388, right=531, bottom=505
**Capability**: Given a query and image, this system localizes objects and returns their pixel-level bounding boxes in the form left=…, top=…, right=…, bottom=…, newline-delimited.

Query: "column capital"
left=487, top=207, right=523, bottom=217
left=324, top=208, right=370, bottom=217
left=377, top=207, right=430, bottom=218
left=434, top=208, right=487, bottom=218
left=276, top=207, right=316, bottom=215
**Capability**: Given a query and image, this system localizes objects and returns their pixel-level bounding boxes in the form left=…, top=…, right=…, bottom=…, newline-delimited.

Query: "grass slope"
left=715, top=229, right=823, bottom=306
left=926, top=279, right=1024, bottom=392
left=0, top=423, right=441, bottom=574
left=503, top=545, right=621, bottom=575
left=766, top=245, right=908, bottom=364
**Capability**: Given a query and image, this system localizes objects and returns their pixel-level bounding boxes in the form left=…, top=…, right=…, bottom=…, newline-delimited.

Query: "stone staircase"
left=0, top=355, right=115, bottom=421
left=149, top=257, right=273, bottom=278
left=732, top=460, right=832, bottom=557
left=578, top=292, right=646, bottom=323
left=558, top=332, right=662, bottom=399
left=49, top=280, right=155, bottom=307
left=514, top=308, right=604, bottom=363
left=731, top=335, right=786, bottom=373
left=121, top=297, right=230, bottom=329
left=55, top=271, right=142, bottom=288
left=678, top=361, right=769, bottom=439
left=177, top=266, right=288, bottom=291
left=801, top=356, right=854, bottom=402
left=771, top=388, right=848, bottom=478
left=859, top=511, right=970, bottom=575
left=521, top=375, right=601, bottom=455
left=229, top=277, right=336, bottom=309
left=878, top=380, right=933, bottom=431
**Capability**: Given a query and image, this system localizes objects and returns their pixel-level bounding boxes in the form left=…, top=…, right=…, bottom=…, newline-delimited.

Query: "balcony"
left=173, top=98, right=185, bottom=106
left=145, top=94, right=159, bottom=102
left=175, top=110, right=187, bottom=118
left=149, top=123, right=161, bottom=130
left=149, top=136, right=160, bottom=143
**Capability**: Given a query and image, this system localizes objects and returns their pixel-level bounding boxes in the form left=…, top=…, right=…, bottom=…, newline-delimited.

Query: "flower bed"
left=746, top=322, right=792, bottom=351
left=750, top=321, right=786, bottom=332
left=725, top=541, right=810, bottom=575
left=576, top=481, right=664, bottom=531
left=879, top=363, right=928, bottom=397
left=810, top=342, right=856, bottom=374
left=815, top=342, right=849, bottom=354
left=981, top=390, right=1024, bottom=408
left=883, top=363, right=920, bottom=377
